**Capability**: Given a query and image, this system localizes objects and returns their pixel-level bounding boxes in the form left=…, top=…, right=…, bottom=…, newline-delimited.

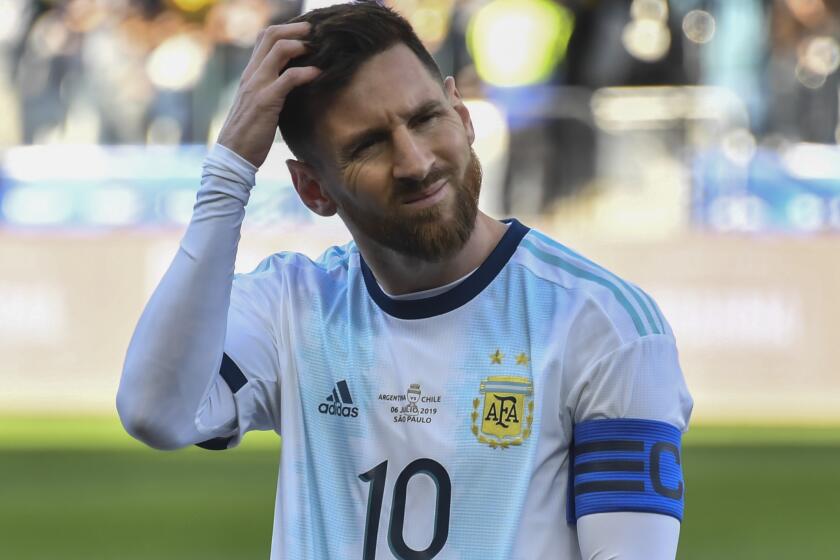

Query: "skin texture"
left=286, top=44, right=507, bottom=295
left=217, top=22, right=321, bottom=169
left=215, top=21, right=505, bottom=295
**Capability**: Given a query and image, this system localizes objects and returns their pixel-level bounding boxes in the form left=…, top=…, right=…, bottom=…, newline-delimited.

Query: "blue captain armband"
left=567, top=418, right=684, bottom=523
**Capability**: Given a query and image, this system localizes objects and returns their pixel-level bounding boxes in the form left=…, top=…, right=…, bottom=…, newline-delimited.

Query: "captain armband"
left=567, top=418, right=685, bottom=523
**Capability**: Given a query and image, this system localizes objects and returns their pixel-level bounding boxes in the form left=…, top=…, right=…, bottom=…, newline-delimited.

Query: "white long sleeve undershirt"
left=117, top=142, right=255, bottom=450
left=577, top=512, right=680, bottom=559
left=116, top=143, right=680, bottom=557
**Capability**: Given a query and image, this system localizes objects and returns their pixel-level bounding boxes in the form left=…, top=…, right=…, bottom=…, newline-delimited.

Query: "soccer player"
left=117, top=2, right=693, bottom=559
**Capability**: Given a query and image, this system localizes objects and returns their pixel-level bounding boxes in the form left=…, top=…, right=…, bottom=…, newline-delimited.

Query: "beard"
left=341, top=147, right=483, bottom=262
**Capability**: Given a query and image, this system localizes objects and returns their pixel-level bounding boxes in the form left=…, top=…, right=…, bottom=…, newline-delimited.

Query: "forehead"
left=319, top=44, right=444, bottom=142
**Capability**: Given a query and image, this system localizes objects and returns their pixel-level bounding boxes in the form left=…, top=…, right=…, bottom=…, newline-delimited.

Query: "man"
left=117, top=2, right=693, bottom=559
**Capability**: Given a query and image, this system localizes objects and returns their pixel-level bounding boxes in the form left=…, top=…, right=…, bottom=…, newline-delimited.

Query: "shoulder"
left=231, top=241, right=358, bottom=297
left=512, top=227, right=671, bottom=344
left=236, top=241, right=356, bottom=280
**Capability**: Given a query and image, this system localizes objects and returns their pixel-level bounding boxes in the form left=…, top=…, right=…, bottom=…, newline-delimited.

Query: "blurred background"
left=1, top=0, right=839, bottom=558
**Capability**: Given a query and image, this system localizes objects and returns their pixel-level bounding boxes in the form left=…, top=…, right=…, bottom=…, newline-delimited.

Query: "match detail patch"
left=567, top=418, right=684, bottom=522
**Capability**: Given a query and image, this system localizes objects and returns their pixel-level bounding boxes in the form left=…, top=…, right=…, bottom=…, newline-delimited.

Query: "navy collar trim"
left=359, top=219, right=530, bottom=320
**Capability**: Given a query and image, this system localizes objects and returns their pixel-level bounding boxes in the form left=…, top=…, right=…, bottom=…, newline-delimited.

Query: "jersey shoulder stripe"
left=526, top=229, right=662, bottom=335
left=520, top=230, right=662, bottom=338
left=635, top=284, right=667, bottom=335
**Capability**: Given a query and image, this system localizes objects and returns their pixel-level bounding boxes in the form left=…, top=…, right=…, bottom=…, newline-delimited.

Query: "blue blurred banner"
left=693, top=144, right=840, bottom=233
left=0, top=144, right=310, bottom=229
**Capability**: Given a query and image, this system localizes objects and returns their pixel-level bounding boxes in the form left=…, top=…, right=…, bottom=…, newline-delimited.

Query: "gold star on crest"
left=516, top=353, right=530, bottom=366
left=490, top=349, right=504, bottom=364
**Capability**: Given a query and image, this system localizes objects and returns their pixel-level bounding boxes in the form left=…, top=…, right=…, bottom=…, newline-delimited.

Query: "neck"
left=352, top=212, right=507, bottom=296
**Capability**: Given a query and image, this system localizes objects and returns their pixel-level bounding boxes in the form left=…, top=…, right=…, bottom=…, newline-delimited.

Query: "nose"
left=391, top=126, right=434, bottom=182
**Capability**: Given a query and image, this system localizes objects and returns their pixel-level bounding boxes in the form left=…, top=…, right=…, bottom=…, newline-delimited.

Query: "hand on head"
left=216, top=23, right=321, bottom=169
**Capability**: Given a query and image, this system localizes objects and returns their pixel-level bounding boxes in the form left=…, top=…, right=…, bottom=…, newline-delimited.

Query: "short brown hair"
left=277, top=1, right=443, bottom=164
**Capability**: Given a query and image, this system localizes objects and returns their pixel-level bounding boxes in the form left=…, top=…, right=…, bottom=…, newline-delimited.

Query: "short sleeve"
left=195, top=271, right=283, bottom=450
left=570, top=334, right=693, bottom=429
left=563, top=304, right=693, bottom=523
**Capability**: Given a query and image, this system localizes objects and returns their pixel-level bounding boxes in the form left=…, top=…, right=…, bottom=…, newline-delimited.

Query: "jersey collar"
left=359, top=218, right=530, bottom=320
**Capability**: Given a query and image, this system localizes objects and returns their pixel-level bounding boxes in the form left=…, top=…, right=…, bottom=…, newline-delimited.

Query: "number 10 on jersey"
left=359, top=458, right=451, bottom=560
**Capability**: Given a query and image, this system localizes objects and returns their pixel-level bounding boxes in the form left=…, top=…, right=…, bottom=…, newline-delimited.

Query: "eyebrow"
left=338, top=99, right=445, bottom=161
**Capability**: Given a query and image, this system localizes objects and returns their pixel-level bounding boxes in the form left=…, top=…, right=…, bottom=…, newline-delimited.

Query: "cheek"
left=432, top=119, right=470, bottom=165
left=341, top=162, right=393, bottom=206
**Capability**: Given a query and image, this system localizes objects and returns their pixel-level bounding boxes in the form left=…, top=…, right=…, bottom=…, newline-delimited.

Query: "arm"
left=562, top=294, right=693, bottom=558
left=577, top=512, right=680, bottom=560
left=116, top=144, right=256, bottom=450
left=116, top=22, right=321, bottom=450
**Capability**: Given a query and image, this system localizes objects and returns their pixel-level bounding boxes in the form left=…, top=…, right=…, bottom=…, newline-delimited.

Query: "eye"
left=354, top=140, right=374, bottom=155
left=413, top=111, right=439, bottom=126
left=351, top=137, right=382, bottom=159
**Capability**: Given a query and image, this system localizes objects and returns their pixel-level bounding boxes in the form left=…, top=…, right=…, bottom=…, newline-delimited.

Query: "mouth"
left=402, top=178, right=448, bottom=208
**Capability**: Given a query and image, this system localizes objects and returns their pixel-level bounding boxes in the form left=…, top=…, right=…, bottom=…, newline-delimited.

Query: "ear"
left=444, top=76, right=475, bottom=146
left=286, top=159, right=337, bottom=217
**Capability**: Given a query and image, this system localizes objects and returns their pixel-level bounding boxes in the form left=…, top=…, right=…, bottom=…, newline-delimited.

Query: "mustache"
left=392, top=168, right=451, bottom=200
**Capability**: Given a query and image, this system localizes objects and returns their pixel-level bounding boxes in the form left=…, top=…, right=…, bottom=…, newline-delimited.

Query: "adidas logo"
left=318, top=380, right=359, bottom=418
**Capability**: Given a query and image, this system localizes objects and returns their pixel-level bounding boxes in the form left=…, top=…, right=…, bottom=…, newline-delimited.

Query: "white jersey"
left=200, top=218, right=693, bottom=560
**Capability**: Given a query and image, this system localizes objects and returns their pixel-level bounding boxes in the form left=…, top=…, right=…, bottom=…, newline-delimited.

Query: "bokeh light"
left=467, top=0, right=574, bottom=87
left=708, top=195, right=766, bottom=232
left=795, top=61, right=828, bottom=88
left=799, top=35, right=840, bottom=76
left=787, top=193, right=825, bottom=230
left=682, top=9, right=716, bottom=44
left=622, top=18, right=671, bottom=62
left=721, top=128, right=757, bottom=166
left=623, top=0, right=671, bottom=62
left=206, top=0, right=269, bottom=47
left=631, top=0, right=668, bottom=22
left=395, top=0, right=454, bottom=51
left=146, top=32, right=210, bottom=90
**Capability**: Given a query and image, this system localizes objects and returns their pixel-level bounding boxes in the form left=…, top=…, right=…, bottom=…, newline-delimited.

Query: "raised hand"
left=216, top=22, right=320, bottom=169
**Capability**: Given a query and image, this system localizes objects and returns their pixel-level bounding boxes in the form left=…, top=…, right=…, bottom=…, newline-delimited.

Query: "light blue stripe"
left=520, top=238, right=647, bottom=337
left=638, top=287, right=666, bottom=334
left=528, top=231, right=661, bottom=335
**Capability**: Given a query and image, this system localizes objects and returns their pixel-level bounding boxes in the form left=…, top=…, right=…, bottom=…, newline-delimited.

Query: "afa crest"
left=472, top=375, right=534, bottom=449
